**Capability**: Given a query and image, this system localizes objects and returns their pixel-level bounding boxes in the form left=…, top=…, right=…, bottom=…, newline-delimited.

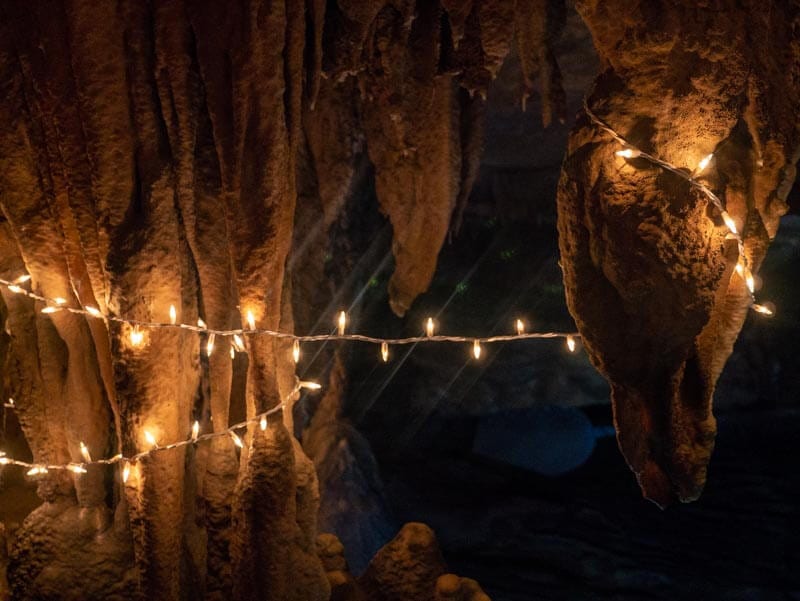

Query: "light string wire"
left=0, top=277, right=581, bottom=350
left=0, top=379, right=322, bottom=478
left=0, top=275, right=580, bottom=478
left=582, top=98, right=774, bottom=317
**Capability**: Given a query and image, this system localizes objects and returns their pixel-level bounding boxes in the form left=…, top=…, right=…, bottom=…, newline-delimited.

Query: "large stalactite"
left=0, top=0, right=797, bottom=599
left=558, top=0, right=800, bottom=506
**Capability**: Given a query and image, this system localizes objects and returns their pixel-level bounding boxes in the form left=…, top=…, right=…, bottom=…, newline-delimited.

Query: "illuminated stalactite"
left=558, top=0, right=800, bottom=506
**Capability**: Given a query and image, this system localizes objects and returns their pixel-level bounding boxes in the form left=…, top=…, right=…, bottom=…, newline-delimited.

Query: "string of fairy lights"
left=583, top=99, right=774, bottom=317
left=0, top=378, right=321, bottom=480
left=0, top=99, right=775, bottom=480
left=0, top=274, right=578, bottom=480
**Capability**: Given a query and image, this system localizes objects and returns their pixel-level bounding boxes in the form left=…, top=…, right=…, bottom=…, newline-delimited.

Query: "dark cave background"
left=291, top=9, right=800, bottom=601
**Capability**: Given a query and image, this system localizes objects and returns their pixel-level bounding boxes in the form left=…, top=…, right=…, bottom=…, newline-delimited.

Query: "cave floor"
left=377, top=408, right=800, bottom=601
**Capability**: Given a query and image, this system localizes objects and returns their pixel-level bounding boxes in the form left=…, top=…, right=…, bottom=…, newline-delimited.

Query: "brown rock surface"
left=558, top=0, right=800, bottom=505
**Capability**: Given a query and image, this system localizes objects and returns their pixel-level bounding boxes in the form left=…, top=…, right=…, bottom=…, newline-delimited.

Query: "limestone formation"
left=558, top=0, right=800, bottom=506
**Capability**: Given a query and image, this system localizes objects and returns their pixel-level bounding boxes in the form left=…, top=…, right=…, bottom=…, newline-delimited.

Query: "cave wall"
left=0, top=0, right=569, bottom=599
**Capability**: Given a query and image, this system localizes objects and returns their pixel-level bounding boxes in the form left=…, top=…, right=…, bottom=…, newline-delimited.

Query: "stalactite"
left=558, top=0, right=800, bottom=506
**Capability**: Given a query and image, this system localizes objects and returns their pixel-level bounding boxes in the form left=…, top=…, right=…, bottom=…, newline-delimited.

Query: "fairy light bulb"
left=191, top=421, right=200, bottom=442
left=751, top=303, right=774, bottom=316
left=169, top=305, right=177, bottom=325
left=41, top=306, right=61, bottom=314
left=13, top=275, right=31, bottom=284
left=566, top=335, right=576, bottom=353
left=229, top=346, right=235, bottom=360
left=130, top=325, right=144, bottom=347
left=299, top=380, right=322, bottom=390
left=696, top=153, right=714, bottom=173
left=206, top=333, right=215, bottom=357
left=337, top=311, right=347, bottom=336
left=615, top=147, right=640, bottom=158
left=381, top=341, right=389, bottom=363
left=85, top=306, right=102, bottom=318
left=7, top=284, right=24, bottom=294
left=232, top=334, right=245, bottom=353
left=720, top=211, right=738, bottom=235
left=260, top=415, right=268, bottom=431
left=79, top=442, right=92, bottom=463
left=515, top=319, right=525, bottom=335
left=68, top=464, right=87, bottom=474
left=472, top=339, right=482, bottom=360
left=0, top=457, right=9, bottom=465
left=425, top=317, right=435, bottom=337
left=54, top=297, right=67, bottom=305
left=197, top=318, right=207, bottom=329
left=144, top=430, right=157, bottom=448
left=292, top=340, right=300, bottom=363
left=229, top=431, right=244, bottom=449
left=27, top=466, right=47, bottom=477
left=246, top=310, right=255, bottom=331
left=122, top=462, right=131, bottom=483
left=735, top=259, right=745, bottom=276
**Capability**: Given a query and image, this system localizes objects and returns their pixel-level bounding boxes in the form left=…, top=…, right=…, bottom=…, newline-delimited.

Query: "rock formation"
left=0, top=0, right=797, bottom=598
left=558, top=0, right=800, bottom=506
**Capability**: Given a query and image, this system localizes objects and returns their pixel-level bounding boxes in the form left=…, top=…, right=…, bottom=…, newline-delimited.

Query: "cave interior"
left=0, top=1, right=799, bottom=600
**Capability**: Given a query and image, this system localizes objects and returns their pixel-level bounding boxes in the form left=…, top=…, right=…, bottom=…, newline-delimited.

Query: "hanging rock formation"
left=558, top=0, right=800, bottom=506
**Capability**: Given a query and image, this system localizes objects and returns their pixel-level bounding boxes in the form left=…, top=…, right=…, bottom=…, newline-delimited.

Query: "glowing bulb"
left=696, top=153, right=714, bottom=173
left=197, top=318, right=207, bottom=329
left=191, top=421, right=200, bottom=442
left=381, top=341, right=389, bottom=363
left=144, top=430, right=157, bottom=448
left=260, top=415, right=268, bottom=431
left=27, top=466, right=47, bottom=476
left=720, top=211, right=738, bottom=235
left=206, top=333, right=215, bottom=357
left=515, top=319, right=525, bottom=335
left=79, top=442, right=92, bottom=463
left=7, top=285, right=24, bottom=294
left=472, top=339, right=482, bottom=359
left=425, top=317, right=435, bottom=337
left=41, top=306, right=60, bottom=314
left=68, top=464, right=87, bottom=474
left=229, top=346, right=235, bottom=360
left=6, top=398, right=13, bottom=406
left=246, top=310, right=255, bottom=331
left=337, top=311, right=347, bottom=336
left=232, top=334, right=245, bottom=352
left=85, top=306, right=102, bottom=318
left=54, top=297, right=67, bottom=305
left=130, top=325, right=144, bottom=347
left=566, top=335, right=576, bottom=353
left=230, top=431, right=244, bottom=449
left=751, top=303, right=774, bottom=316
left=122, top=462, right=131, bottom=483
left=299, top=380, right=322, bottom=390
left=13, top=275, right=31, bottom=284
left=735, top=259, right=745, bottom=276
left=292, top=339, right=300, bottom=363
left=169, top=305, right=177, bottom=325
left=615, top=148, right=641, bottom=159
left=0, top=457, right=9, bottom=465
